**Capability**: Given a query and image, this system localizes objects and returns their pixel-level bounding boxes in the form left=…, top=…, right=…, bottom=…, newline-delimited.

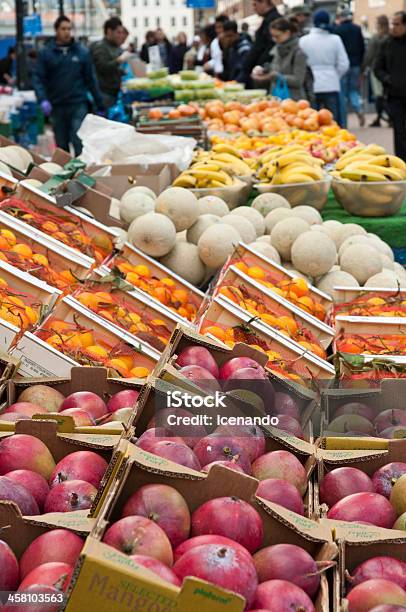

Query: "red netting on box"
left=37, top=316, right=154, bottom=378
left=216, top=283, right=327, bottom=360
left=222, top=254, right=326, bottom=321
left=74, top=285, right=174, bottom=352
left=333, top=290, right=406, bottom=318
left=336, top=332, right=406, bottom=356
left=0, top=223, right=81, bottom=292
left=199, top=317, right=315, bottom=386
left=111, top=256, right=201, bottom=321
left=0, top=197, right=114, bottom=264
left=337, top=353, right=406, bottom=386
left=0, top=278, right=44, bottom=330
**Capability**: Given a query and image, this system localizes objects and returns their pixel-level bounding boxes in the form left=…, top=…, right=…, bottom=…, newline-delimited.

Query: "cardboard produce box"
left=89, top=162, right=176, bottom=199
left=1, top=366, right=144, bottom=434
left=0, top=348, right=19, bottom=382
left=65, top=442, right=336, bottom=612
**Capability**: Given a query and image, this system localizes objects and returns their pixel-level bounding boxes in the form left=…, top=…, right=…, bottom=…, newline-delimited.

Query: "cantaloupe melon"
left=265, top=208, right=295, bottom=234
left=120, top=191, right=155, bottom=226
left=271, top=218, right=309, bottom=261
left=291, top=231, right=337, bottom=277
left=0, top=161, right=11, bottom=177
left=365, top=270, right=404, bottom=288
left=198, top=195, right=229, bottom=217
left=316, top=270, right=359, bottom=301
left=256, top=235, right=271, bottom=243
left=367, top=235, right=394, bottom=262
left=198, top=223, right=240, bottom=268
left=322, top=220, right=342, bottom=244
left=186, top=214, right=220, bottom=244
left=340, top=244, right=383, bottom=284
left=176, top=230, right=187, bottom=242
left=39, top=162, right=63, bottom=175
left=155, top=187, right=199, bottom=231
left=128, top=212, right=176, bottom=257
left=338, top=234, right=371, bottom=258
left=336, top=223, right=367, bottom=248
left=251, top=193, right=290, bottom=217
left=127, top=185, right=156, bottom=200
left=222, top=214, right=256, bottom=244
left=249, top=241, right=281, bottom=264
left=229, top=206, right=265, bottom=237
left=291, top=205, right=322, bottom=226
left=0, top=147, right=25, bottom=171
left=160, top=243, right=205, bottom=285
left=394, top=262, right=406, bottom=283
left=379, top=253, right=394, bottom=270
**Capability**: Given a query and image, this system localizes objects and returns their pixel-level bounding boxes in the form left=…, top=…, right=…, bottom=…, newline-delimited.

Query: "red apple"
left=122, top=484, right=191, bottom=548
left=0, top=476, right=39, bottom=515
left=327, top=492, right=397, bottom=528
left=223, top=368, right=275, bottom=410
left=103, top=516, right=173, bottom=566
left=274, top=414, right=304, bottom=439
left=2, top=402, right=44, bottom=417
left=319, top=467, right=374, bottom=507
left=256, top=479, right=305, bottom=515
left=147, top=440, right=201, bottom=471
left=148, top=408, right=207, bottom=448
left=252, top=450, right=307, bottom=495
left=129, top=555, right=181, bottom=586
left=193, top=435, right=252, bottom=474
left=375, top=410, right=406, bottom=434
left=176, top=346, right=220, bottom=379
left=20, top=529, right=83, bottom=579
left=272, top=392, right=301, bottom=421
left=48, top=451, right=108, bottom=489
left=4, top=470, right=49, bottom=510
left=18, top=385, right=65, bottom=413
left=346, top=579, right=406, bottom=611
left=173, top=534, right=249, bottom=563
left=372, top=463, right=406, bottom=498
left=44, top=480, right=97, bottom=513
left=191, top=496, right=263, bottom=553
left=252, top=579, right=315, bottom=611
left=58, top=408, right=95, bottom=427
left=213, top=424, right=266, bottom=461
left=60, top=392, right=107, bottom=420
left=219, top=357, right=266, bottom=381
left=334, top=402, right=376, bottom=422
left=0, top=539, right=19, bottom=590
left=107, top=389, right=139, bottom=413
left=178, top=365, right=222, bottom=393
left=136, top=428, right=186, bottom=452
left=0, top=434, right=56, bottom=480
left=18, top=562, right=73, bottom=592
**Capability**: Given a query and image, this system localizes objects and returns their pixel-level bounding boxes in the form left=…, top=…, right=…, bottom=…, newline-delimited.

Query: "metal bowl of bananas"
left=331, top=145, right=406, bottom=217
left=254, top=144, right=331, bottom=211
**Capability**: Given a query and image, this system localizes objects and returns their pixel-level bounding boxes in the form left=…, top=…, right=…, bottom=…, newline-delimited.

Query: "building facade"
left=121, top=0, right=195, bottom=48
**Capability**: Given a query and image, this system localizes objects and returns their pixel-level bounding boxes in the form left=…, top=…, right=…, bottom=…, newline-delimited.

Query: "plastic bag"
left=272, top=76, right=291, bottom=100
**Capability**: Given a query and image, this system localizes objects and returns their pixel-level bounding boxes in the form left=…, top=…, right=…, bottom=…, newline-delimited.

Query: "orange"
left=60, top=270, right=76, bottom=284
left=11, top=243, right=32, bottom=258
left=41, top=221, right=59, bottom=233
left=161, top=277, right=176, bottom=288
left=95, top=291, right=114, bottom=304
left=177, top=307, right=189, bottom=318
left=0, top=236, right=11, bottom=250
left=98, top=309, right=114, bottom=322
left=0, top=229, right=16, bottom=246
left=313, top=303, right=325, bottom=320
left=310, top=343, right=326, bottom=359
left=118, top=262, right=135, bottom=274
left=108, top=358, right=131, bottom=375
left=148, top=108, right=163, bottom=120
left=8, top=296, right=25, bottom=308
left=117, top=354, right=134, bottom=371
left=234, top=261, right=249, bottom=274
left=49, top=319, right=71, bottom=333
left=289, top=277, right=309, bottom=298
left=86, top=345, right=109, bottom=359
left=126, top=272, right=140, bottom=285
left=130, top=366, right=150, bottom=378
left=278, top=316, right=298, bottom=335
left=367, top=297, right=386, bottom=306
left=203, top=325, right=226, bottom=342
left=0, top=276, right=7, bottom=288
left=296, top=295, right=314, bottom=312
left=128, top=312, right=141, bottom=325
left=247, top=266, right=266, bottom=280
left=0, top=252, right=7, bottom=261
left=219, top=286, right=243, bottom=303
left=172, top=289, right=189, bottom=305
left=134, top=264, right=151, bottom=278
left=32, top=253, right=49, bottom=267
left=76, top=292, right=100, bottom=309
left=77, top=331, right=94, bottom=347
left=260, top=313, right=281, bottom=328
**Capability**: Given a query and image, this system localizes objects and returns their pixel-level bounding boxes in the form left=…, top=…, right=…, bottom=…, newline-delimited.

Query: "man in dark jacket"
left=222, top=20, right=252, bottom=83
left=33, top=15, right=103, bottom=155
left=91, top=17, right=128, bottom=110
left=335, top=9, right=365, bottom=127
left=375, top=11, right=406, bottom=160
left=242, top=0, right=281, bottom=86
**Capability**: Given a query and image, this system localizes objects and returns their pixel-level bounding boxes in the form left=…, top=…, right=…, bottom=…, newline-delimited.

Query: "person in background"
left=205, top=14, right=227, bottom=77
left=183, top=36, right=200, bottom=70
left=266, top=18, right=308, bottom=100
left=155, top=28, right=172, bottom=68
left=335, top=8, right=365, bottom=127
left=289, top=5, right=311, bottom=36
left=140, top=31, right=157, bottom=64
left=25, top=49, right=37, bottom=89
left=300, top=10, right=349, bottom=124
left=222, top=20, right=252, bottom=82
left=0, top=47, right=16, bottom=85
left=375, top=11, right=406, bottom=161
left=196, top=25, right=214, bottom=71
left=363, top=14, right=389, bottom=126
left=243, top=0, right=281, bottom=86
left=169, top=32, right=189, bottom=73
left=33, top=15, right=103, bottom=155
left=241, top=22, right=252, bottom=42
left=91, top=17, right=129, bottom=110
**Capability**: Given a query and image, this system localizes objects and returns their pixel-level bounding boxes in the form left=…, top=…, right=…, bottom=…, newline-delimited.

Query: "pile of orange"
left=39, top=318, right=152, bottom=378
left=334, top=294, right=406, bottom=318
left=337, top=333, right=406, bottom=356
left=203, top=99, right=334, bottom=134
left=75, top=288, right=172, bottom=352
left=115, top=260, right=199, bottom=321
left=148, top=104, right=198, bottom=121
left=0, top=276, right=39, bottom=330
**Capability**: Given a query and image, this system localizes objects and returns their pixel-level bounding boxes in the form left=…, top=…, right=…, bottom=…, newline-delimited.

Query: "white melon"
left=271, top=218, right=310, bottom=261
left=229, top=206, right=265, bottom=237
left=198, top=195, right=229, bottom=217
left=222, top=214, right=257, bottom=244
left=127, top=212, right=176, bottom=257
left=291, top=231, right=337, bottom=277
left=198, top=224, right=240, bottom=268
left=155, top=187, right=199, bottom=231
left=186, top=214, right=220, bottom=244
left=340, top=244, right=383, bottom=284
left=251, top=192, right=290, bottom=216
left=160, top=243, right=205, bottom=285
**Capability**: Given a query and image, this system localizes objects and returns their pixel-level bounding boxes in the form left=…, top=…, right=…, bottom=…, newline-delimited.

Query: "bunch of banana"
left=192, top=143, right=256, bottom=176
left=257, top=145, right=325, bottom=184
left=332, top=144, right=406, bottom=182
left=173, top=161, right=236, bottom=189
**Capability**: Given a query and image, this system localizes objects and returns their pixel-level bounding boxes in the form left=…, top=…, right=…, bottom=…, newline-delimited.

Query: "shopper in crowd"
left=205, top=15, right=228, bottom=77
left=183, top=36, right=200, bottom=70
left=169, top=32, right=189, bottom=74
left=91, top=17, right=129, bottom=110
left=244, top=0, right=281, bottom=86
left=363, top=14, right=389, bottom=127
left=25, top=49, right=37, bottom=89
left=222, top=20, right=252, bottom=82
left=241, top=22, right=252, bottom=42
left=155, top=28, right=172, bottom=68
left=0, top=47, right=16, bottom=85
left=196, top=25, right=214, bottom=71
left=33, top=15, right=103, bottom=155
left=300, top=10, right=349, bottom=124
left=269, top=18, right=309, bottom=100
left=289, top=5, right=311, bottom=36
left=140, top=31, right=157, bottom=63
left=375, top=11, right=406, bottom=161
left=335, top=8, right=365, bottom=127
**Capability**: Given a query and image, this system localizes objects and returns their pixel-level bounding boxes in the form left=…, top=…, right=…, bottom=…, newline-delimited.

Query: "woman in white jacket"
left=300, top=10, right=349, bottom=124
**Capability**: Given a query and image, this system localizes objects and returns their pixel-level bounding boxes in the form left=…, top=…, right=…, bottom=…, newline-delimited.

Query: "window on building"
left=156, top=16, right=160, bottom=26
left=131, top=0, right=136, bottom=5
left=144, top=16, right=149, bottom=26
left=133, top=17, right=137, bottom=26
left=171, top=16, right=176, bottom=26
left=182, top=15, right=187, bottom=26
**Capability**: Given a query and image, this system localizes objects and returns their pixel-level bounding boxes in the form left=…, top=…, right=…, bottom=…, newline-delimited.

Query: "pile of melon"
left=120, top=186, right=276, bottom=286
left=250, top=193, right=406, bottom=299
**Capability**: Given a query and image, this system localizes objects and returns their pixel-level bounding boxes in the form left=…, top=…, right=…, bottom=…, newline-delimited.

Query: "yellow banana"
left=187, top=169, right=231, bottom=184
left=266, top=165, right=277, bottom=179
left=337, top=145, right=364, bottom=160
left=281, top=164, right=323, bottom=181
left=189, top=163, right=221, bottom=172
left=336, top=154, right=375, bottom=171
left=281, top=173, right=315, bottom=184
left=272, top=152, right=314, bottom=168
left=386, top=155, right=406, bottom=171
left=347, top=163, right=405, bottom=181
left=341, top=168, right=387, bottom=182
left=173, top=174, right=196, bottom=187
left=212, top=143, right=243, bottom=159
left=364, top=144, right=387, bottom=156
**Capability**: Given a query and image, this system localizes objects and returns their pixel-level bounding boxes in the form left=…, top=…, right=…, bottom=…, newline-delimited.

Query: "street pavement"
left=348, top=112, right=394, bottom=153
